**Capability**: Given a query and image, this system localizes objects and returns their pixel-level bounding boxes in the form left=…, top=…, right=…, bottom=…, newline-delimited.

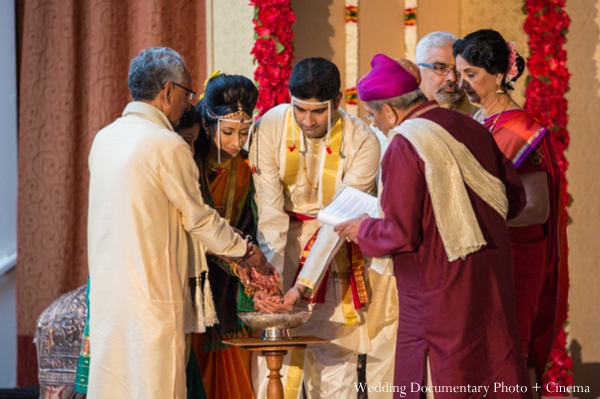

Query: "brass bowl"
left=238, top=311, right=312, bottom=341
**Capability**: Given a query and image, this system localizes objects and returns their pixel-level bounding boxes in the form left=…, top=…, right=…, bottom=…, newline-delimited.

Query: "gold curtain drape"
left=16, top=0, right=207, bottom=385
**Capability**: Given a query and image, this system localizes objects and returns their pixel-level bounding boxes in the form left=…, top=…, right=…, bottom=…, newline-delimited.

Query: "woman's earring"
left=202, top=121, right=211, bottom=139
left=495, top=84, right=505, bottom=94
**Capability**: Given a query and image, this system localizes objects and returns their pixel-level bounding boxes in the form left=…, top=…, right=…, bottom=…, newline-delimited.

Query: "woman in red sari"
left=453, top=29, right=568, bottom=385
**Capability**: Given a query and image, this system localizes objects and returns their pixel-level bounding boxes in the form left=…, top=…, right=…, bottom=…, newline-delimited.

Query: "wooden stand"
left=222, top=336, right=329, bottom=399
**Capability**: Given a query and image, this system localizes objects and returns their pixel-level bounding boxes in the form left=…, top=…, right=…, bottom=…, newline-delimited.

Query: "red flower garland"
left=523, top=0, right=573, bottom=394
left=250, top=0, right=295, bottom=117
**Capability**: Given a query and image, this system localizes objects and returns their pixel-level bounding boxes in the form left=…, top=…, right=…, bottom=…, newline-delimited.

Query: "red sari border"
left=484, top=109, right=547, bottom=168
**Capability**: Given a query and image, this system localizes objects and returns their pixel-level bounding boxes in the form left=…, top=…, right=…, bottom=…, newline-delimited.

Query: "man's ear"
left=164, top=82, right=174, bottom=104
left=382, top=104, right=397, bottom=125
left=333, top=91, right=343, bottom=109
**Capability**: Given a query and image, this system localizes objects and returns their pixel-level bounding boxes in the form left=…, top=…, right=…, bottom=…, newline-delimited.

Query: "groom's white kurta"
left=87, top=102, right=246, bottom=399
left=250, top=104, right=380, bottom=398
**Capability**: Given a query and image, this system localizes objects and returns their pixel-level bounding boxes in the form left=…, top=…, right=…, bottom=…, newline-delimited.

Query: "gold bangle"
left=243, top=285, right=256, bottom=298
left=229, top=259, right=241, bottom=278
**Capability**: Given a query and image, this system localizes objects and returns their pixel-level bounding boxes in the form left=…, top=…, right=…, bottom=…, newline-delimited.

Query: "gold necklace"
left=302, top=153, right=319, bottom=190
left=206, top=155, right=233, bottom=173
left=488, top=100, right=511, bottom=134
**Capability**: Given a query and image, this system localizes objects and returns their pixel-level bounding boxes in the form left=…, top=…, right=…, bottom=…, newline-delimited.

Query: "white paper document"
left=317, top=186, right=379, bottom=226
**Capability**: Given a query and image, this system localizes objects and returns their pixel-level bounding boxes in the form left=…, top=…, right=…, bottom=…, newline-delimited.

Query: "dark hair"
left=288, top=57, right=341, bottom=102
left=453, top=29, right=525, bottom=91
left=177, top=107, right=201, bottom=129
left=193, top=74, right=258, bottom=159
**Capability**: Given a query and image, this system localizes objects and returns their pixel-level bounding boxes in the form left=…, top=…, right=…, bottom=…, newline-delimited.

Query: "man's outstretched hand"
left=253, top=290, right=293, bottom=313
left=282, top=284, right=307, bottom=307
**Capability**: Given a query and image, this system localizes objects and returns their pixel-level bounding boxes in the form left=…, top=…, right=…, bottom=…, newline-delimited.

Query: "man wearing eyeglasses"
left=85, top=47, right=271, bottom=399
left=416, top=31, right=479, bottom=115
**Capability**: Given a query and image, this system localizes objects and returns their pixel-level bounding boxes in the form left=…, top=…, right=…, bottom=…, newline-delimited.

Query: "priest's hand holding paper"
left=333, top=213, right=370, bottom=244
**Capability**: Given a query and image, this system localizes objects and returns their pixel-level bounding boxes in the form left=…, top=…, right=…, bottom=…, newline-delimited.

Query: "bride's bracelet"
left=229, top=259, right=242, bottom=278
left=243, top=285, right=256, bottom=298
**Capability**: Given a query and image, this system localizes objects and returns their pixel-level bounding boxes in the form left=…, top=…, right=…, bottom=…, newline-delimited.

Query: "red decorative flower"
left=250, top=0, right=295, bottom=117
left=524, top=0, right=572, bottom=392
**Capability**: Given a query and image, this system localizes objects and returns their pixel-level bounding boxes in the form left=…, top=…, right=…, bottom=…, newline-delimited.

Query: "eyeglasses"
left=172, top=82, right=196, bottom=101
left=364, top=113, right=374, bottom=122
left=418, top=63, right=457, bottom=76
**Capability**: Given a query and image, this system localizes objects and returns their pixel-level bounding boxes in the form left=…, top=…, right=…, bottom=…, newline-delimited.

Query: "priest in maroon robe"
left=335, top=54, right=532, bottom=398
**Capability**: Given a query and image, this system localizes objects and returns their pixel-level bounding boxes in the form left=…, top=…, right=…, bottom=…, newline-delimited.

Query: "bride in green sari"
left=181, top=73, right=270, bottom=399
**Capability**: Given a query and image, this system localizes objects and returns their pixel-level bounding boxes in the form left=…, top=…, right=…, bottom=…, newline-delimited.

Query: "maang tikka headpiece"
left=205, top=100, right=254, bottom=169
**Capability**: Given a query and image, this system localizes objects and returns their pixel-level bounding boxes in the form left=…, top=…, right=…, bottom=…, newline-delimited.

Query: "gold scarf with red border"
left=283, top=106, right=368, bottom=323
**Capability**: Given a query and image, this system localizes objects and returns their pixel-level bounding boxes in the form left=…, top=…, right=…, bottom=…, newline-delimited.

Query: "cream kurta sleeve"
left=161, top=142, right=246, bottom=256
left=250, top=106, right=290, bottom=275
left=297, top=115, right=380, bottom=291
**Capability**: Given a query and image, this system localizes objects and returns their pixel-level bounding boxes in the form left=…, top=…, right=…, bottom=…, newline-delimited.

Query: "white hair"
left=128, top=47, right=187, bottom=101
left=415, top=32, right=459, bottom=64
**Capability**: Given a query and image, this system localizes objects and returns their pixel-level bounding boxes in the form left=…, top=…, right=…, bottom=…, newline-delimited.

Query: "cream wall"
left=459, top=0, right=527, bottom=109
left=207, top=0, right=255, bottom=80
left=292, top=0, right=600, bottom=396
left=565, top=0, right=600, bottom=395
left=291, top=0, right=346, bottom=80
left=292, top=0, right=527, bottom=112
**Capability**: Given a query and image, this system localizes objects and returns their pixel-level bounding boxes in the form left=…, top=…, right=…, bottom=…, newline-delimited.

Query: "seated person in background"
left=35, top=285, right=87, bottom=399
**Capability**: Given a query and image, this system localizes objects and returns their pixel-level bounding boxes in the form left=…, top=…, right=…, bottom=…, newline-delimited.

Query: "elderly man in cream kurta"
left=249, top=57, right=380, bottom=399
left=87, top=48, right=252, bottom=399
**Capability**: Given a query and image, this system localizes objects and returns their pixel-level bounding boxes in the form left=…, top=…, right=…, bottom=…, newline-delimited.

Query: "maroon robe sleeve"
left=357, top=136, right=425, bottom=258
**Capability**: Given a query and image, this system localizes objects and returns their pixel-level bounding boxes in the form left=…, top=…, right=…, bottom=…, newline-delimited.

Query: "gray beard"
left=434, top=89, right=461, bottom=104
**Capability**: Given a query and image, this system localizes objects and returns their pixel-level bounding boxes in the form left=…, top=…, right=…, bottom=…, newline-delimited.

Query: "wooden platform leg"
left=262, top=350, right=288, bottom=399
